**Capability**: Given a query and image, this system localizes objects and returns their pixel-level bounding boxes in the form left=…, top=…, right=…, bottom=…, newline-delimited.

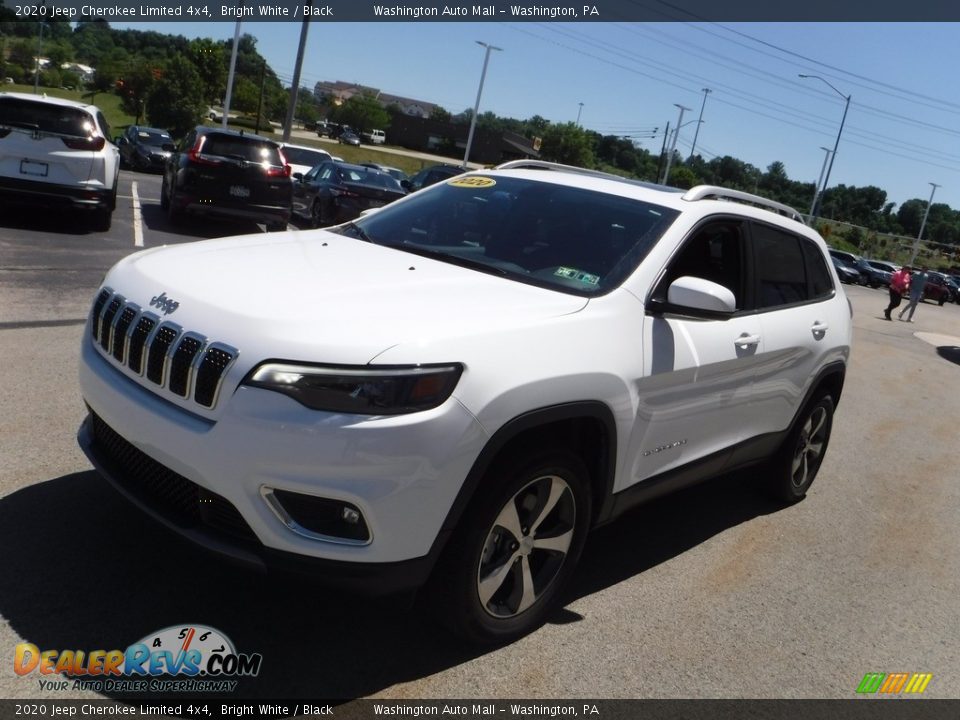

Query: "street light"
left=660, top=103, right=690, bottom=185
left=688, top=87, right=711, bottom=160
left=462, top=41, right=502, bottom=169
left=909, top=182, right=941, bottom=266
left=799, top=74, right=851, bottom=227
left=576, top=102, right=584, bottom=127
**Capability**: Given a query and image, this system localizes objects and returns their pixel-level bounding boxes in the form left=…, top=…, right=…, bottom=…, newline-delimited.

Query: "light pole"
left=799, top=74, right=850, bottom=227
left=222, top=19, right=242, bottom=128
left=33, top=1, right=46, bottom=95
left=910, top=182, right=941, bottom=266
left=576, top=102, right=584, bottom=127
left=688, top=87, right=711, bottom=161
left=661, top=103, right=690, bottom=185
left=808, top=146, right=833, bottom=220
left=462, top=41, right=502, bottom=169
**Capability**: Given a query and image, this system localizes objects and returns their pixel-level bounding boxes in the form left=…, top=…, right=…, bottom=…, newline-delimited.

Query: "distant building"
left=313, top=80, right=437, bottom=118
left=387, top=113, right=540, bottom=165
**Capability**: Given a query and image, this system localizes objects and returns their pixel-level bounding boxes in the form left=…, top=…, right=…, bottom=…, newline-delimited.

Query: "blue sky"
left=118, top=22, right=960, bottom=213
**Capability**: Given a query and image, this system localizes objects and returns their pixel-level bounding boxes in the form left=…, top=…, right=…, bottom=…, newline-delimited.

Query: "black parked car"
left=403, top=164, right=464, bottom=192
left=291, top=161, right=406, bottom=227
left=161, top=127, right=292, bottom=231
left=831, top=256, right=862, bottom=285
left=116, top=126, right=174, bottom=172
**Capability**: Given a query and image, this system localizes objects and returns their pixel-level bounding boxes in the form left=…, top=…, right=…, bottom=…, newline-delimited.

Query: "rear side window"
left=200, top=134, right=282, bottom=165
left=282, top=146, right=330, bottom=166
left=753, top=223, right=813, bottom=308
left=0, top=98, right=96, bottom=138
left=800, top=239, right=835, bottom=299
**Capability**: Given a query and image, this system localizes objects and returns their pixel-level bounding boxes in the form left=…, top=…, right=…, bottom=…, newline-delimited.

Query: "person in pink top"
left=884, top=265, right=911, bottom=320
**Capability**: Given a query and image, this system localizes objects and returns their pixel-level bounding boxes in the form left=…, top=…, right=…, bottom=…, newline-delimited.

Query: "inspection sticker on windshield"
left=555, top=267, right=600, bottom=285
left=448, top=176, right=496, bottom=188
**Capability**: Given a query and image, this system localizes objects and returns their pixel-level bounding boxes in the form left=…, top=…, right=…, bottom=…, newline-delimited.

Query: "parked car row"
left=828, top=247, right=960, bottom=305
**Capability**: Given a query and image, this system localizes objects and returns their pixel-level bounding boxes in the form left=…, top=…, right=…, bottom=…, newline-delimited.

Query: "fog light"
left=260, top=487, right=371, bottom=545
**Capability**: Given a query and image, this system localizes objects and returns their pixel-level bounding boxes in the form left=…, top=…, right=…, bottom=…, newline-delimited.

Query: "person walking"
left=898, top=266, right=929, bottom=322
left=884, top=265, right=911, bottom=320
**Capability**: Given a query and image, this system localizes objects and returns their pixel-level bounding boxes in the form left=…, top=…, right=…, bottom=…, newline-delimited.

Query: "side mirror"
left=666, top=276, right=737, bottom=314
left=292, top=172, right=304, bottom=181
left=114, top=136, right=123, bottom=144
left=400, top=179, right=412, bottom=191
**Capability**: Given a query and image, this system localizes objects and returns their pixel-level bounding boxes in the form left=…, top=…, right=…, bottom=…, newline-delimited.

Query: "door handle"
left=735, top=333, right=761, bottom=348
left=811, top=321, right=829, bottom=336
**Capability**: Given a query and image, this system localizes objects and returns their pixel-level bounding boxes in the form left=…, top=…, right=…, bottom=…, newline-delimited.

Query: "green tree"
left=539, top=122, right=594, bottom=167
left=188, top=38, right=226, bottom=105
left=429, top=105, right=452, bottom=122
left=333, top=94, right=390, bottom=133
left=146, top=56, right=205, bottom=137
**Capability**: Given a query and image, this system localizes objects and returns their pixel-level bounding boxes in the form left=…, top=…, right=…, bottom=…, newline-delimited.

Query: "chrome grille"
left=89, top=289, right=238, bottom=410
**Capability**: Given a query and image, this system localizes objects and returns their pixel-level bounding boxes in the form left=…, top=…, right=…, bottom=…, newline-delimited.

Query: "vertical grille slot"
left=169, top=334, right=205, bottom=398
left=98, top=296, right=123, bottom=352
left=127, top=314, right=157, bottom=375
left=194, top=345, right=236, bottom=408
left=90, top=288, right=111, bottom=341
left=111, top=306, right=138, bottom=363
left=146, top=324, right=181, bottom=386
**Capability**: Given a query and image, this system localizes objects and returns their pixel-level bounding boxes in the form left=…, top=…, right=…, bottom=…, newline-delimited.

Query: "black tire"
left=160, top=177, right=169, bottom=210
left=90, top=208, right=112, bottom=232
left=165, top=181, right=183, bottom=224
left=428, top=449, right=592, bottom=645
left=767, top=394, right=835, bottom=504
left=938, top=296, right=946, bottom=306
left=310, top=199, right=323, bottom=228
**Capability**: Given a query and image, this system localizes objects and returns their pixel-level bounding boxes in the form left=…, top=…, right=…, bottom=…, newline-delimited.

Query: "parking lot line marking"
left=132, top=181, right=144, bottom=248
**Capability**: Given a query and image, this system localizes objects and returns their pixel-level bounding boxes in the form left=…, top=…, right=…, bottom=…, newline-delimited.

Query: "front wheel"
left=429, top=450, right=592, bottom=644
left=768, top=394, right=835, bottom=504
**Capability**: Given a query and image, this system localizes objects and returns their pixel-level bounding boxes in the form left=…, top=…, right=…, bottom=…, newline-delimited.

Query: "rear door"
left=749, top=221, right=844, bottom=434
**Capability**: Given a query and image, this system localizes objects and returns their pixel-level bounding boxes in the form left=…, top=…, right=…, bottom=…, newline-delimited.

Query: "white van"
left=367, top=129, right=386, bottom=145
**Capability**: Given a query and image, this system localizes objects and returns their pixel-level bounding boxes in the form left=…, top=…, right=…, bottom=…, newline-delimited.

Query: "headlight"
left=242, top=362, right=463, bottom=415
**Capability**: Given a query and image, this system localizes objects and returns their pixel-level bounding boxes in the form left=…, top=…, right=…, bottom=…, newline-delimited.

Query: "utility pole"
left=254, top=59, right=266, bottom=135
left=222, top=19, right=242, bottom=128
left=661, top=104, right=690, bottom=185
left=909, top=182, right=941, bottom=266
left=576, top=102, right=584, bottom=127
left=688, top=88, right=711, bottom=160
left=282, top=5, right=311, bottom=143
left=463, top=41, right=502, bottom=169
left=808, top=147, right=833, bottom=220
left=33, top=2, right=46, bottom=95
left=656, top=121, right=670, bottom=184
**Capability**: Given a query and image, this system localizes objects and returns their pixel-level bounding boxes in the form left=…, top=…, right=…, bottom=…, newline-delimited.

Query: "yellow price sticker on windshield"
left=448, top=176, right=497, bottom=188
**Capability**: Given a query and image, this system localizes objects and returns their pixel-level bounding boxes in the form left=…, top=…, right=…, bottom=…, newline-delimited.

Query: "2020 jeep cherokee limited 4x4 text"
left=79, top=161, right=851, bottom=643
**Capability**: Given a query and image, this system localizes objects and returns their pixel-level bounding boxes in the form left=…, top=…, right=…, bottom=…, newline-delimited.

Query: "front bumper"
left=78, top=335, right=487, bottom=589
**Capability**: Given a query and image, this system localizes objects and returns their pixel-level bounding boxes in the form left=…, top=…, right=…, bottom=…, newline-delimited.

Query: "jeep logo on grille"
left=149, top=292, right=180, bottom=315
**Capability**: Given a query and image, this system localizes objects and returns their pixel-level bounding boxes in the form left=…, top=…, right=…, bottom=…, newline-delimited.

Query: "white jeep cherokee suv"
left=0, top=92, right=119, bottom=231
left=78, top=161, right=851, bottom=642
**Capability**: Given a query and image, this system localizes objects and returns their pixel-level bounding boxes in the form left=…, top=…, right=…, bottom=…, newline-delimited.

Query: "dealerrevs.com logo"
left=14, top=624, right=262, bottom=693
left=856, top=672, right=933, bottom=695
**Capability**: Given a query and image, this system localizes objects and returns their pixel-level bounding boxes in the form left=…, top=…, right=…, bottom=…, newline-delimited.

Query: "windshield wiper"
left=335, top=221, right=374, bottom=243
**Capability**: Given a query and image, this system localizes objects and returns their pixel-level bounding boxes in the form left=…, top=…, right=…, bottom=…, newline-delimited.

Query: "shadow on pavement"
left=138, top=204, right=266, bottom=239
left=0, top=206, right=101, bottom=235
left=936, top=346, right=960, bottom=366
left=0, top=468, right=778, bottom=699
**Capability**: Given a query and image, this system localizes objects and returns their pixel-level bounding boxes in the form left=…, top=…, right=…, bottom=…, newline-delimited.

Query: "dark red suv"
left=161, top=127, right=292, bottom=231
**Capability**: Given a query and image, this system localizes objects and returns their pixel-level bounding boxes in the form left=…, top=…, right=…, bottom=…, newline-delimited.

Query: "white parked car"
left=78, top=161, right=851, bottom=642
left=278, top=142, right=333, bottom=178
left=0, top=92, right=119, bottom=231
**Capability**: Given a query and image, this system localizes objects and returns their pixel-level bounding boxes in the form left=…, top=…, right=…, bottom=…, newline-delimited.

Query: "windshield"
left=138, top=130, right=171, bottom=146
left=331, top=175, right=679, bottom=296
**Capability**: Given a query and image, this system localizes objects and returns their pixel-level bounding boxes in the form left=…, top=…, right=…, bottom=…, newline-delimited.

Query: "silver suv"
left=0, top=92, right=119, bottom=231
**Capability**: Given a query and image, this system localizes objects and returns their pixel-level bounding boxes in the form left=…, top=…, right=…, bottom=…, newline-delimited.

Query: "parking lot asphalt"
left=1, top=182, right=958, bottom=700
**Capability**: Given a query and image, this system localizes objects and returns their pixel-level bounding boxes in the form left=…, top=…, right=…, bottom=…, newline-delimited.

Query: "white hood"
left=106, top=229, right=588, bottom=365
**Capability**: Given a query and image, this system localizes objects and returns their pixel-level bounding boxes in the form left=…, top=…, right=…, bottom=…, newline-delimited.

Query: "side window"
left=752, top=223, right=809, bottom=309
left=656, top=220, right=745, bottom=310
left=179, top=131, right=196, bottom=153
left=97, top=112, right=112, bottom=140
left=800, top=239, right=835, bottom=299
